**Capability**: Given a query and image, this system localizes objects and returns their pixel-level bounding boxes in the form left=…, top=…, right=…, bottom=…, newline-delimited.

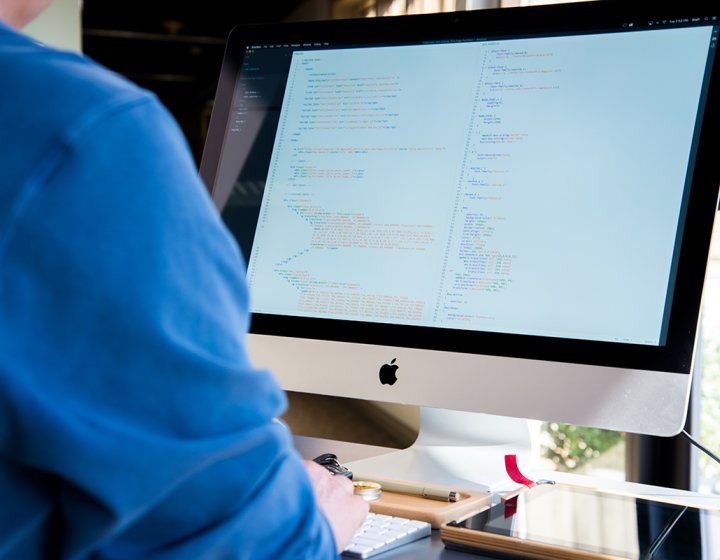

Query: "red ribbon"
left=504, top=454, right=536, bottom=518
left=505, top=454, right=536, bottom=488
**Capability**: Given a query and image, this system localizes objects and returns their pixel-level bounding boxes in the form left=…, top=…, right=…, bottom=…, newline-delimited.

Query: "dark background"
left=82, top=0, right=325, bottom=162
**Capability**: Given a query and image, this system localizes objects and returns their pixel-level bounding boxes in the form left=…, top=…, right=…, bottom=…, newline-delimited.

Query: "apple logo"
left=379, top=358, right=399, bottom=385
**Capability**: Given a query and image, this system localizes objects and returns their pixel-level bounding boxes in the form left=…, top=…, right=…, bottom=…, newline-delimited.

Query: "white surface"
left=23, top=0, right=82, bottom=52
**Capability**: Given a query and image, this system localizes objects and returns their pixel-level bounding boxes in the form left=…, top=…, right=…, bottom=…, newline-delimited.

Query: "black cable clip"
left=312, top=453, right=353, bottom=479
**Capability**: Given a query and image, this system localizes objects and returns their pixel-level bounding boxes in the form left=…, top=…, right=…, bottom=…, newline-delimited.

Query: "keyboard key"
left=345, top=544, right=375, bottom=556
left=342, top=514, right=431, bottom=559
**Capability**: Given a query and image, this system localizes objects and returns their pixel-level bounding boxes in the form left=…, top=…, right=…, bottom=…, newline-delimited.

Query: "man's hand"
left=304, top=460, right=369, bottom=552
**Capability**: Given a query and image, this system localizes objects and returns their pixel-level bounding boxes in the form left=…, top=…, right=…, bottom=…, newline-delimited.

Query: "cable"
left=680, top=429, right=720, bottom=466
left=640, top=506, right=688, bottom=560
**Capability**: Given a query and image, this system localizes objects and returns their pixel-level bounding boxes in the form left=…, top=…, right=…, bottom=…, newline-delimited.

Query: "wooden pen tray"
left=354, top=474, right=491, bottom=529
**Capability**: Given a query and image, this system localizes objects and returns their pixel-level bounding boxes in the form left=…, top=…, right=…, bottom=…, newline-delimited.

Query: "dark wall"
left=82, top=0, right=310, bottom=163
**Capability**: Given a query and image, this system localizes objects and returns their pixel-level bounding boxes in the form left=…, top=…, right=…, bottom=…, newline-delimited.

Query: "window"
left=698, top=219, right=720, bottom=494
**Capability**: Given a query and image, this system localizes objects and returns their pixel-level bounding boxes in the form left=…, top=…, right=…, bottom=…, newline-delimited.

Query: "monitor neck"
left=348, top=407, right=532, bottom=492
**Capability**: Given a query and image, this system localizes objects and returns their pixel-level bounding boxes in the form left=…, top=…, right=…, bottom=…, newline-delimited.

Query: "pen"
left=364, top=479, right=461, bottom=502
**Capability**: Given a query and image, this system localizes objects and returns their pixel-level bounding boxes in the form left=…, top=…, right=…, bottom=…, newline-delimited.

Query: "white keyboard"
left=342, top=512, right=431, bottom=558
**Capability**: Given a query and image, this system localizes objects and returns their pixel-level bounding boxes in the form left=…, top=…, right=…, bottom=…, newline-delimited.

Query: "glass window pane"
left=699, top=218, right=720, bottom=495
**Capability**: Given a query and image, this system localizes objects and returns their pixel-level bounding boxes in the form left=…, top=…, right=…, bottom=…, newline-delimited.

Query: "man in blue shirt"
left=0, top=1, right=368, bottom=557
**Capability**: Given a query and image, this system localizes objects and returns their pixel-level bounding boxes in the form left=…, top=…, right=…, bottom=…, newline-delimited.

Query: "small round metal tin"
left=353, top=481, right=382, bottom=501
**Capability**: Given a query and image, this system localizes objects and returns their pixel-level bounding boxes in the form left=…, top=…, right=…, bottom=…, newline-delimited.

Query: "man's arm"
left=305, top=461, right=369, bottom=552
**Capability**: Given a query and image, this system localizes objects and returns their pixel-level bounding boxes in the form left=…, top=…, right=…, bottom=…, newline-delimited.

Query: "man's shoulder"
left=0, top=26, right=161, bottom=187
left=0, top=27, right=153, bottom=133
left=0, top=25, right=164, bottom=238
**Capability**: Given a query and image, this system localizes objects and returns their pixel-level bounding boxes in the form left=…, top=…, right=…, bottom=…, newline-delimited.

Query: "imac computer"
left=200, top=1, right=720, bottom=489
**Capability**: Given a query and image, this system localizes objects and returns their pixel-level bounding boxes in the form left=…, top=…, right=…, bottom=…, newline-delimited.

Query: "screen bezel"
left=200, top=1, right=720, bottom=376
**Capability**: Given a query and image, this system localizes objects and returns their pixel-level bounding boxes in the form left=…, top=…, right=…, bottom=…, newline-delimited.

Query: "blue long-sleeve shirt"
left=0, top=21, right=336, bottom=559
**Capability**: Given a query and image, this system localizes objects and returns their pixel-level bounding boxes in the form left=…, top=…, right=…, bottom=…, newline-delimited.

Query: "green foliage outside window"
left=700, top=340, right=720, bottom=481
left=543, top=423, right=623, bottom=471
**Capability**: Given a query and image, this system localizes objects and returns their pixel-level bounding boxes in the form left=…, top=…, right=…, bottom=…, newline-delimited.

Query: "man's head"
left=0, top=0, right=54, bottom=30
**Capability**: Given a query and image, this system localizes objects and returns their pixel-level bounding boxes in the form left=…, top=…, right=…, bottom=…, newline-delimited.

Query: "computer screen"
left=200, top=1, right=720, bottom=453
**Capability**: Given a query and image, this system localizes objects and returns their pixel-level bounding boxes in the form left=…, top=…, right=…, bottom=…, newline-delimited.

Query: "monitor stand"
left=346, top=407, right=532, bottom=492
